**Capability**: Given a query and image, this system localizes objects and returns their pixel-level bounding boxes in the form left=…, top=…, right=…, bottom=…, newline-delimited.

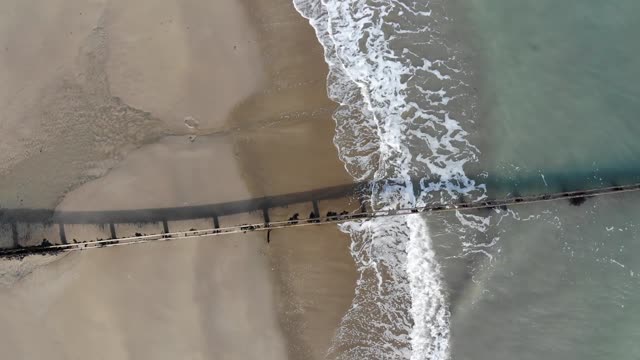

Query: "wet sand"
left=231, top=1, right=360, bottom=357
left=0, top=0, right=167, bottom=208
left=0, top=0, right=356, bottom=359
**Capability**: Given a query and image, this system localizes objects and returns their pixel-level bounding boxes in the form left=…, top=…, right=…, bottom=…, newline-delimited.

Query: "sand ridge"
left=0, top=0, right=357, bottom=358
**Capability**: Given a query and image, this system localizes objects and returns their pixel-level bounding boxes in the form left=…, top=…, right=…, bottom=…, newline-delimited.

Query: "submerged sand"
left=0, top=0, right=356, bottom=359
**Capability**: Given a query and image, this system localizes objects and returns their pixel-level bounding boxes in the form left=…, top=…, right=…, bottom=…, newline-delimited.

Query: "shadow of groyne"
left=0, top=182, right=367, bottom=225
left=3, top=166, right=640, bottom=225
left=1, top=166, right=640, bottom=257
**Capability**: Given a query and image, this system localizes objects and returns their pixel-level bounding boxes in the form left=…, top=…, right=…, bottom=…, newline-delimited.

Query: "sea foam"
left=292, top=0, right=482, bottom=358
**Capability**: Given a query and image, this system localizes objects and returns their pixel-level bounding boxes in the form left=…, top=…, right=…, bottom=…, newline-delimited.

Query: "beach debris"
left=98, top=240, right=120, bottom=248
left=184, top=116, right=200, bottom=130
left=569, top=196, right=588, bottom=206
left=240, top=224, right=256, bottom=232
left=308, top=212, right=320, bottom=223
left=288, top=213, right=299, bottom=224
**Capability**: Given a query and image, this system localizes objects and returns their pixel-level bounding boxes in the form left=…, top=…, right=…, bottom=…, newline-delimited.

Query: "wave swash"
left=292, top=0, right=484, bottom=358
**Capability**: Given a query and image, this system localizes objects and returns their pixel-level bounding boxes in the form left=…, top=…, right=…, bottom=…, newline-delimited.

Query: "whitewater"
left=292, top=0, right=484, bottom=358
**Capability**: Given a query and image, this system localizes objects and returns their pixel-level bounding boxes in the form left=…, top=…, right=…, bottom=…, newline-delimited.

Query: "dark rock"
left=288, top=213, right=300, bottom=224
left=569, top=196, right=587, bottom=206
left=308, top=212, right=320, bottom=223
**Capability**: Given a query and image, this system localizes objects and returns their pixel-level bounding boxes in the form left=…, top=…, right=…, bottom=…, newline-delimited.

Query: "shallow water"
left=470, top=0, right=640, bottom=196
left=294, top=0, right=640, bottom=359
left=441, top=1, right=640, bottom=358
left=431, top=192, right=640, bottom=360
left=293, top=0, right=482, bottom=358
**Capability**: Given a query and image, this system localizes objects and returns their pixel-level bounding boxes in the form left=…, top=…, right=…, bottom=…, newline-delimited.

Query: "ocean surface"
left=293, top=0, right=640, bottom=359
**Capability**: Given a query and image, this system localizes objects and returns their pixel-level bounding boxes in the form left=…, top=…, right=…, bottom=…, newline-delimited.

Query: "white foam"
left=292, top=0, right=483, bottom=358
left=407, top=215, right=450, bottom=360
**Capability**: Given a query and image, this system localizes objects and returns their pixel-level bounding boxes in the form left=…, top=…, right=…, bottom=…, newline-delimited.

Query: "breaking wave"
left=292, top=0, right=484, bottom=358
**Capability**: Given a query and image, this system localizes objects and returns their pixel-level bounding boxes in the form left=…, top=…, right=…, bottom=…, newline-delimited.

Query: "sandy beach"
left=0, top=0, right=356, bottom=359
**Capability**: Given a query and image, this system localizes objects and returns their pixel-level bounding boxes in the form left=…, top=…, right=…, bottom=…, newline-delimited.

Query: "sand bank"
left=0, top=0, right=357, bottom=358
left=232, top=0, right=360, bottom=357
left=2, top=133, right=290, bottom=359
left=0, top=0, right=265, bottom=209
left=104, top=0, right=265, bottom=133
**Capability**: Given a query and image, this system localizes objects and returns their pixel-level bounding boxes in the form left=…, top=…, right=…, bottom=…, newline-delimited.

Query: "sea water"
left=443, top=1, right=640, bottom=359
left=293, top=0, right=481, bottom=358
left=292, top=0, right=640, bottom=359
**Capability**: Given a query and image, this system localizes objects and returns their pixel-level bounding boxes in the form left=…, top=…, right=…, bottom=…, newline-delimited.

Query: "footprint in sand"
left=184, top=116, right=200, bottom=131
left=184, top=116, right=200, bottom=142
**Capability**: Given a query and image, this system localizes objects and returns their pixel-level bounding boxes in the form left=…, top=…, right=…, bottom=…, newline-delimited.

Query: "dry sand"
left=0, top=0, right=167, bottom=208
left=0, top=0, right=357, bottom=359
left=0, top=238, right=288, bottom=360
left=104, top=0, right=266, bottom=133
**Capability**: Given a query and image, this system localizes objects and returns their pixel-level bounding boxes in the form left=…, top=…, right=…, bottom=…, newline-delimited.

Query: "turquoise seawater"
left=470, top=0, right=640, bottom=195
left=291, top=0, right=640, bottom=357
left=438, top=1, right=640, bottom=358
left=432, top=193, right=640, bottom=359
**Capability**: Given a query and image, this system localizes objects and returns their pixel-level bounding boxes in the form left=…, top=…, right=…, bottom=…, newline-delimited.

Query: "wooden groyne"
left=1, top=182, right=639, bottom=258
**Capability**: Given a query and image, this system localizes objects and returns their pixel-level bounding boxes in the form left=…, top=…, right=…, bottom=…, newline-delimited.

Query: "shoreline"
left=234, top=0, right=357, bottom=357
left=0, top=0, right=357, bottom=358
